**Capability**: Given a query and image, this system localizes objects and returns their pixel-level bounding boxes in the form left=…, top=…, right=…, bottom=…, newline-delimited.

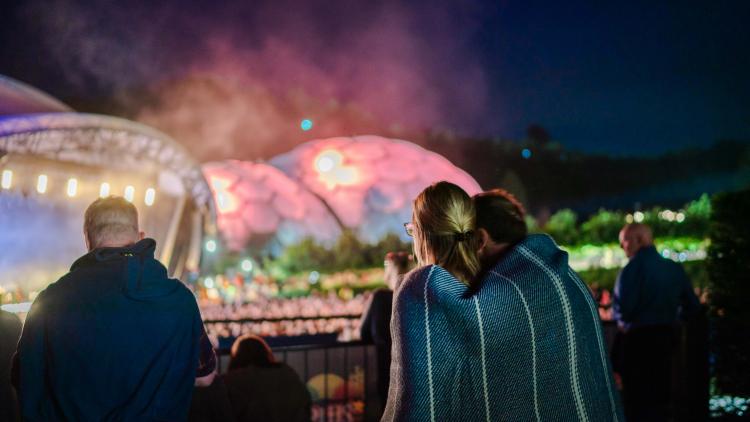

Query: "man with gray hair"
left=12, top=196, right=215, bottom=421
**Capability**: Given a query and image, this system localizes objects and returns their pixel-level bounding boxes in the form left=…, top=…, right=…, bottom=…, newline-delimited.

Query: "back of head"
left=473, top=189, right=528, bottom=245
left=228, top=334, right=277, bottom=371
left=385, top=251, right=411, bottom=274
left=619, top=223, right=654, bottom=257
left=412, top=181, right=480, bottom=287
left=84, top=196, right=139, bottom=250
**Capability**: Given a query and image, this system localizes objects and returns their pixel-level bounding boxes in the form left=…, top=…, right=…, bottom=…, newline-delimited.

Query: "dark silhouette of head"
left=228, top=334, right=278, bottom=371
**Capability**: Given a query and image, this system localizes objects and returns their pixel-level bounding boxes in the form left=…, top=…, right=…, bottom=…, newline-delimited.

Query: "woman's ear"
left=477, top=228, right=491, bottom=253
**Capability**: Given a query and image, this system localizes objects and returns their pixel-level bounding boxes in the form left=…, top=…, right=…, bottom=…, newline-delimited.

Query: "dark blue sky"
left=473, top=1, right=750, bottom=154
left=1, top=0, right=748, bottom=158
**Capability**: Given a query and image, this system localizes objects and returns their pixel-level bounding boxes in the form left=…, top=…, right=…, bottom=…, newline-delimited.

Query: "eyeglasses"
left=403, top=222, right=414, bottom=237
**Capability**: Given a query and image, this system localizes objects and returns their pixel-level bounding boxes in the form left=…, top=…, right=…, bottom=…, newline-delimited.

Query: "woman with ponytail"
left=383, top=181, right=485, bottom=421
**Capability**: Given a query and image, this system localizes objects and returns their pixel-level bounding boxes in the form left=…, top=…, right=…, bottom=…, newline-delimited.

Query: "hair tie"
left=454, top=231, right=472, bottom=242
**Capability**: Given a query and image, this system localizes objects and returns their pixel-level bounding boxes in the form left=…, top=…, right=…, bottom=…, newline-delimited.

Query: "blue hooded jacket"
left=13, top=239, right=208, bottom=421
left=383, top=234, right=623, bottom=422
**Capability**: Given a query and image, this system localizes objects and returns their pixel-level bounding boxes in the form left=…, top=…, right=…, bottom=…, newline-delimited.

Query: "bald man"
left=614, top=223, right=699, bottom=421
left=12, top=196, right=216, bottom=421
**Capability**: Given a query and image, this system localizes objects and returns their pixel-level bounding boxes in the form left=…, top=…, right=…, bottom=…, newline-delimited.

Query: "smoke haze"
left=20, top=0, right=491, bottom=161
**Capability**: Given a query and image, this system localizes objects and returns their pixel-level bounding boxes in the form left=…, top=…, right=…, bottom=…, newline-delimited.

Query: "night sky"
left=1, top=0, right=748, bottom=159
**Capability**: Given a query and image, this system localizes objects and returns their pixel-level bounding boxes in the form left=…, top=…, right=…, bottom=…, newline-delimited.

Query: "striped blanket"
left=382, top=234, right=623, bottom=421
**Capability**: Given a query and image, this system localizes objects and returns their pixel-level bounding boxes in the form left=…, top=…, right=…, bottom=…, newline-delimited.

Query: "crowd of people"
left=200, top=292, right=369, bottom=340
left=0, top=183, right=704, bottom=421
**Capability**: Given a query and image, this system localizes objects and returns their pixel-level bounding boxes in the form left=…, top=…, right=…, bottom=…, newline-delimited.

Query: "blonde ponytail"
left=412, top=181, right=480, bottom=287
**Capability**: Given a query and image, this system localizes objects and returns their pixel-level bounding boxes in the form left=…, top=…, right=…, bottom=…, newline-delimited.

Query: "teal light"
left=301, top=119, right=313, bottom=131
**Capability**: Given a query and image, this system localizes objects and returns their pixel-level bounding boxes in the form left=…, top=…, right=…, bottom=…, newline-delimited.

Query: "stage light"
left=521, top=148, right=532, bottom=159
left=241, top=259, right=253, bottom=272
left=301, top=119, right=313, bottom=131
left=124, top=185, right=135, bottom=202
left=205, top=240, right=217, bottom=253
left=1, top=170, right=11, bottom=189
left=633, top=211, right=644, bottom=222
left=66, top=178, right=78, bottom=197
left=99, top=182, right=110, bottom=198
left=36, top=174, right=48, bottom=194
left=675, top=212, right=685, bottom=223
left=144, top=188, right=156, bottom=206
left=204, top=277, right=215, bottom=288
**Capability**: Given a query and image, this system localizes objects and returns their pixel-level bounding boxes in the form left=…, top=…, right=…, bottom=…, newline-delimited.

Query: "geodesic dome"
left=202, top=161, right=342, bottom=252
left=270, top=135, right=482, bottom=243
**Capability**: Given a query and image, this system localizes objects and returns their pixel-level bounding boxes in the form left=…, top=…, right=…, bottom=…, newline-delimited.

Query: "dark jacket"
left=223, top=363, right=311, bottom=422
left=614, top=245, right=700, bottom=330
left=360, top=288, right=393, bottom=404
left=12, top=239, right=212, bottom=421
left=383, top=234, right=623, bottom=421
left=1, top=310, right=22, bottom=422
left=189, top=377, right=237, bottom=422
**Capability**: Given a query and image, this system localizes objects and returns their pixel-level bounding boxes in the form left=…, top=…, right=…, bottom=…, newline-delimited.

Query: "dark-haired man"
left=471, top=189, right=624, bottom=420
left=12, top=196, right=215, bottom=421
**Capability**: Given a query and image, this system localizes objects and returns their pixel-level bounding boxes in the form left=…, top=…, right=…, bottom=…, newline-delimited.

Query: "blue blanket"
left=383, top=234, right=623, bottom=421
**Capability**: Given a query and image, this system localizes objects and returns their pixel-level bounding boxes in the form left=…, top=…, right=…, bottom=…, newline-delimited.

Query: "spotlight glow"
left=124, top=185, right=135, bottom=202
left=66, top=178, right=78, bottom=197
left=240, top=259, right=253, bottom=272
left=315, top=151, right=338, bottom=173
left=99, top=182, right=110, bottom=198
left=521, top=148, right=532, bottom=159
left=313, top=149, right=359, bottom=189
left=1, top=170, right=11, bottom=189
left=634, top=211, right=644, bottom=222
left=144, top=188, right=156, bottom=206
left=36, top=174, right=48, bottom=194
left=205, top=240, right=217, bottom=253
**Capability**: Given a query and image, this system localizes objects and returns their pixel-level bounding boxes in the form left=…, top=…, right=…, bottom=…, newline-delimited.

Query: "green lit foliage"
left=544, top=209, right=578, bottom=245
left=580, top=209, right=626, bottom=244
left=525, top=215, right=541, bottom=234
left=271, top=231, right=412, bottom=275
left=707, top=188, right=750, bottom=395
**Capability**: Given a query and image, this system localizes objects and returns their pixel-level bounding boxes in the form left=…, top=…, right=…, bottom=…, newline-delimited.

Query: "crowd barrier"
left=213, top=313, right=708, bottom=422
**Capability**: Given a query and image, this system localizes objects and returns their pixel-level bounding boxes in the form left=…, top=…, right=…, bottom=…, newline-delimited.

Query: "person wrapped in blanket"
left=383, top=183, right=623, bottom=421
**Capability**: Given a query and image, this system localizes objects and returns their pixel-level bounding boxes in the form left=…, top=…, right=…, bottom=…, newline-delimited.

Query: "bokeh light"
left=300, top=119, right=313, bottom=131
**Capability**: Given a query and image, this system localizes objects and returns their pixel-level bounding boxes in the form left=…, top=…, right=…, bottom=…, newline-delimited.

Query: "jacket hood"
left=70, top=238, right=180, bottom=300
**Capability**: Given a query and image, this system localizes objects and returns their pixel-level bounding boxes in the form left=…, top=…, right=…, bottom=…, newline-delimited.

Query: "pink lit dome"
left=202, top=161, right=342, bottom=252
left=269, top=135, right=482, bottom=243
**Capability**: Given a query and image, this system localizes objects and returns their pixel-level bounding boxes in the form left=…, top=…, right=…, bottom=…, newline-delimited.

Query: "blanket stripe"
left=473, top=296, right=491, bottom=422
left=518, top=245, right=588, bottom=422
left=498, top=273, right=541, bottom=422
left=423, top=265, right=436, bottom=422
